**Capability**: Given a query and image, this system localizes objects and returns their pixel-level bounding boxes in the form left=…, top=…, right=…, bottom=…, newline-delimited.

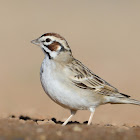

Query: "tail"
left=109, top=97, right=140, bottom=106
left=121, top=98, right=140, bottom=106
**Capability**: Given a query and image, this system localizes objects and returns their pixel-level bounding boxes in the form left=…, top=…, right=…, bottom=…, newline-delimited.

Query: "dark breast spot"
left=40, top=67, right=44, bottom=78
left=40, top=67, right=43, bottom=74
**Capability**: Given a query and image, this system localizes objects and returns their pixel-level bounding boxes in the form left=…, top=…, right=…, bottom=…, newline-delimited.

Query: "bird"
left=31, top=32, right=140, bottom=126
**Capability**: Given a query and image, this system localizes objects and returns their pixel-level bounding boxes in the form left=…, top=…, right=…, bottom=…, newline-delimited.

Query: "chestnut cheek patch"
left=47, top=42, right=61, bottom=51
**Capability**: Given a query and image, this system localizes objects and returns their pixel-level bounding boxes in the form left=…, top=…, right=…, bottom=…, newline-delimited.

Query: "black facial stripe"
left=46, top=52, right=51, bottom=59
left=42, top=48, right=51, bottom=59
left=44, top=44, right=48, bottom=47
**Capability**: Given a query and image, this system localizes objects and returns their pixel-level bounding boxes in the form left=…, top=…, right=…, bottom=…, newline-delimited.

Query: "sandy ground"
left=0, top=116, right=140, bottom=140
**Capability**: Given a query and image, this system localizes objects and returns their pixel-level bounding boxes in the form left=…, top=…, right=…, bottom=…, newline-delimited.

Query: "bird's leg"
left=62, top=110, right=76, bottom=126
left=88, top=108, right=95, bottom=125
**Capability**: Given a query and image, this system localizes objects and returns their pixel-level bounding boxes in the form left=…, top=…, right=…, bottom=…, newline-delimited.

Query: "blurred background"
left=0, top=0, right=140, bottom=125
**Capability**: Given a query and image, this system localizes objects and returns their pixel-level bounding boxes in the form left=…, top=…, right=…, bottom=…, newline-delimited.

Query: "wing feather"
left=67, top=59, right=130, bottom=98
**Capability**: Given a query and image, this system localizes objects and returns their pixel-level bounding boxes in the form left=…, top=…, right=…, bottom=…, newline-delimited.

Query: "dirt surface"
left=0, top=116, right=140, bottom=140
left=1, top=0, right=140, bottom=126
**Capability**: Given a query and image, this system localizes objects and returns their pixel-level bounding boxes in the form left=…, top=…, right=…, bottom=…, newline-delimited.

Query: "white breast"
left=40, top=56, right=100, bottom=110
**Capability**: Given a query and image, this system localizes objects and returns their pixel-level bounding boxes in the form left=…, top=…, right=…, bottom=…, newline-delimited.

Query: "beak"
left=31, top=38, right=40, bottom=46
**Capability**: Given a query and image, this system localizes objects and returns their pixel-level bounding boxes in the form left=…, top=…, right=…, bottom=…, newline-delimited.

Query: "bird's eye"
left=46, top=38, right=51, bottom=42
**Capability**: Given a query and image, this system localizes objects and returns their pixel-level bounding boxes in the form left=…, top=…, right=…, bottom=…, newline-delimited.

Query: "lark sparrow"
left=31, top=33, right=140, bottom=126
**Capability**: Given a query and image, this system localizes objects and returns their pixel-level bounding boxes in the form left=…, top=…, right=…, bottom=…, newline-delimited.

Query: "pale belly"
left=41, top=73, right=90, bottom=110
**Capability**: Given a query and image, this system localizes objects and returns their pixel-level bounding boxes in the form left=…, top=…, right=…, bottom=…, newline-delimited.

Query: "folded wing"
left=67, top=59, right=130, bottom=98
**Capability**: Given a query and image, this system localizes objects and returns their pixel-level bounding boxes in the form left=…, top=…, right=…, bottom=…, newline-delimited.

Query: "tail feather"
left=123, top=98, right=140, bottom=106
left=109, top=97, right=140, bottom=105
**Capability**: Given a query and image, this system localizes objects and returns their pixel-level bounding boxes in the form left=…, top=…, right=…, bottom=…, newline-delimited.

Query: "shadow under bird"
left=31, top=33, right=140, bottom=126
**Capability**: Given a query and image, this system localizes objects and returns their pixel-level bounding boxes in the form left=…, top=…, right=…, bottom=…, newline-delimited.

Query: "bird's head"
left=31, top=33, right=72, bottom=60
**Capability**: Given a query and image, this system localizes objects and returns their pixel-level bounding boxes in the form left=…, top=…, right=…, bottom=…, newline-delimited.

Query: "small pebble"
left=56, top=131, right=62, bottom=136
left=73, top=125, right=82, bottom=132
left=36, top=128, right=44, bottom=133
